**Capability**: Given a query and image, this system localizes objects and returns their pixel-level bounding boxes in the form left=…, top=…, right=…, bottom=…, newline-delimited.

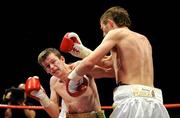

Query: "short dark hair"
left=38, top=48, right=62, bottom=66
left=100, top=6, right=131, bottom=27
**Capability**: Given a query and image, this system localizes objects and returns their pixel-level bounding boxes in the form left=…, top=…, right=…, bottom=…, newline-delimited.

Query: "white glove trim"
left=68, top=70, right=82, bottom=81
left=31, top=89, right=50, bottom=108
left=67, top=32, right=82, bottom=44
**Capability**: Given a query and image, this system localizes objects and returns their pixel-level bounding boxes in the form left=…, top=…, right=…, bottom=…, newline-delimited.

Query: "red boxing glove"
left=66, top=76, right=89, bottom=97
left=60, top=32, right=92, bottom=59
left=60, top=32, right=81, bottom=52
left=25, top=76, right=51, bottom=107
left=25, top=76, right=41, bottom=100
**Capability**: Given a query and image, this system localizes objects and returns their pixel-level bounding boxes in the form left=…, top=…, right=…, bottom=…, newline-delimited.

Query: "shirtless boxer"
left=25, top=32, right=113, bottom=118
left=66, top=6, right=170, bottom=118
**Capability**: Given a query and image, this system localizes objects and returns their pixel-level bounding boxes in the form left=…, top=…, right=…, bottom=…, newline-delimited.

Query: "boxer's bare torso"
left=49, top=61, right=101, bottom=113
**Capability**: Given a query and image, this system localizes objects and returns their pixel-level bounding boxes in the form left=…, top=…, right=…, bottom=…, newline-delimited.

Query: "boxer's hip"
left=66, top=110, right=106, bottom=118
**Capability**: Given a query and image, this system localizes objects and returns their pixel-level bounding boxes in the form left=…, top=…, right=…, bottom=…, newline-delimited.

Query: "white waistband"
left=113, top=84, right=163, bottom=102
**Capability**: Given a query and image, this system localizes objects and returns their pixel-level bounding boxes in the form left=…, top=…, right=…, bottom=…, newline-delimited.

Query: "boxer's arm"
left=89, top=65, right=115, bottom=79
left=25, top=76, right=59, bottom=118
left=23, top=105, right=36, bottom=118
left=68, top=30, right=117, bottom=80
left=4, top=109, right=12, bottom=118
left=25, top=76, right=51, bottom=107
left=98, top=55, right=113, bottom=68
left=66, top=31, right=118, bottom=96
left=60, top=32, right=114, bottom=72
left=43, top=77, right=60, bottom=118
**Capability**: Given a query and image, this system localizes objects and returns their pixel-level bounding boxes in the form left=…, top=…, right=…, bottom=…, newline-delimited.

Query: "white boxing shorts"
left=110, top=84, right=170, bottom=118
left=59, top=99, right=67, bottom=118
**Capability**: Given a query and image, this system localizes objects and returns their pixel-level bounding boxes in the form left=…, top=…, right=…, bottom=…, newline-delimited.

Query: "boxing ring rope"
left=0, top=104, right=180, bottom=110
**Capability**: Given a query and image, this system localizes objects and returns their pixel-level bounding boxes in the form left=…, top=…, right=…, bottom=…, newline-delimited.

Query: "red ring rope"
left=0, top=104, right=180, bottom=110
left=0, top=104, right=43, bottom=110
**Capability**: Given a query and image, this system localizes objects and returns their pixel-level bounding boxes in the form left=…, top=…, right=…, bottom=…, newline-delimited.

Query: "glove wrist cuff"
left=39, top=94, right=50, bottom=108
left=31, top=89, right=50, bottom=107
left=70, top=44, right=92, bottom=59
left=68, top=70, right=82, bottom=82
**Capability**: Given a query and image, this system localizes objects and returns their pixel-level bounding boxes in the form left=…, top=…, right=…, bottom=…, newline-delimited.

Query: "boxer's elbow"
left=44, top=104, right=59, bottom=118
left=48, top=111, right=59, bottom=118
left=83, top=59, right=96, bottom=72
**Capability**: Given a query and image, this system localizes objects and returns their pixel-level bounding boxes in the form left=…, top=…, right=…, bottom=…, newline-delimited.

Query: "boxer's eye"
left=45, top=65, right=50, bottom=69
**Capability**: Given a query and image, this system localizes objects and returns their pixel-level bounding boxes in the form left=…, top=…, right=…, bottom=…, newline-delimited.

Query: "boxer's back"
left=112, top=28, right=154, bottom=86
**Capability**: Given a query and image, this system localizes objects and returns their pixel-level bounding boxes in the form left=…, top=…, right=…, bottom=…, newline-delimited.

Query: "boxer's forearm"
left=44, top=102, right=59, bottom=118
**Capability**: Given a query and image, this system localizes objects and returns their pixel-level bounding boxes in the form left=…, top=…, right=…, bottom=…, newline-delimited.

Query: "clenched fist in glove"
left=66, top=75, right=89, bottom=97
left=60, top=32, right=92, bottom=59
left=25, top=76, right=51, bottom=107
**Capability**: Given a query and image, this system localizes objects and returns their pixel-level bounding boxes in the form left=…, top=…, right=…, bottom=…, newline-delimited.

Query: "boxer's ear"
left=107, top=19, right=114, bottom=28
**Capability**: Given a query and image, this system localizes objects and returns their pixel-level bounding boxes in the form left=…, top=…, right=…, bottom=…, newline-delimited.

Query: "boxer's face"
left=42, top=53, right=65, bottom=76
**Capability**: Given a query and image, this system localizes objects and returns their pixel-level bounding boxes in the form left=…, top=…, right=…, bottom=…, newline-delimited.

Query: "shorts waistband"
left=113, top=84, right=163, bottom=102
left=66, top=110, right=106, bottom=118
left=116, top=82, right=129, bottom=87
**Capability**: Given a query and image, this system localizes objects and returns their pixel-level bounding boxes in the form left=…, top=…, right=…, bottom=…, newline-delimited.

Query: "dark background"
left=0, top=0, right=180, bottom=117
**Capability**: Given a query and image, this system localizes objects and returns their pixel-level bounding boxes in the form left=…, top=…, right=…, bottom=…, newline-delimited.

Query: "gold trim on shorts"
left=132, top=85, right=156, bottom=97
